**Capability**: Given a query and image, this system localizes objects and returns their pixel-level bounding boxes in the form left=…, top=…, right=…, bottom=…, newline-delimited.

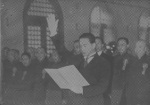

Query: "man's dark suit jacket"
left=79, top=53, right=110, bottom=97
left=58, top=53, right=110, bottom=105
left=100, top=52, right=114, bottom=95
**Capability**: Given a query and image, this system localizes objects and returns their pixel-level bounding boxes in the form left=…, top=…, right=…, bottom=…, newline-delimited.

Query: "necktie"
left=84, top=57, right=88, bottom=68
left=83, top=54, right=95, bottom=68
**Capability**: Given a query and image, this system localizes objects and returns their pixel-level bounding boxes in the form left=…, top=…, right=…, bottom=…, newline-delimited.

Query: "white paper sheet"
left=45, top=65, right=89, bottom=94
left=45, top=68, right=70, bottom=89
left=58, top=65, right=89, bottom=87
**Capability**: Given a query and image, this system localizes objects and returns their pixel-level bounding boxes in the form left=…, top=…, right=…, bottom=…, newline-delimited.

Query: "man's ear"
left=127, top=44, right=129, bottom=48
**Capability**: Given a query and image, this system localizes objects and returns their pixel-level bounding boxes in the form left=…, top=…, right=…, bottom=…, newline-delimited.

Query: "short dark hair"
left=79, top=33, right=95, bottom=44
left=95, top=37, right=104, bottom=44
left=21, top=52, right=31, bottom=59
left=117, top=37, right=129, bottom=45
left=74, top=40, right=79, bottom=44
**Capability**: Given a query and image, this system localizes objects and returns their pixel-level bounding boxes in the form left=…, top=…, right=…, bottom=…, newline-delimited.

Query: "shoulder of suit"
left=96, top=54, right=109, bottom=62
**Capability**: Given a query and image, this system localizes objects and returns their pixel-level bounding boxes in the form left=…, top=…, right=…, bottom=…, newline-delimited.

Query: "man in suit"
left=111, top=37, right=133, bottom=105
left=95, top=37, right=113, bottom=105
left=33, top=47, right=49, bottom=101
left=66, top=33, right=110, bottom=105
left=126, top=40, right=150, bottom=105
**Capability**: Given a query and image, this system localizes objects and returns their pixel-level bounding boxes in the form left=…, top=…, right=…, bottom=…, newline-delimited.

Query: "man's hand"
left=46, top=14, right=59, bottom=37
left=142, top=63, right=148, bottom=75
left=69, top=86, right=83, bottom=95
left=12, top=67, right=17, bottom=77
left=42, top=69, right=46, bottom=79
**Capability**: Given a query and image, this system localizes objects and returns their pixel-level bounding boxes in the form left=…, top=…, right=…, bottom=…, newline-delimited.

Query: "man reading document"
left=46, top=16, right=110, bottom=105
left=61, top=33, right=110, bottom=105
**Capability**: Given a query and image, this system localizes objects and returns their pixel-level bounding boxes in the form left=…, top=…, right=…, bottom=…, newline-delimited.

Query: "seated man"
left=11, top=49, right=20, bottom=62
left=4, top=52, right=36, bottom=104
left=2, top=47, right=10, bottom=63
left=2, top=49, right=20, bottom=85
left=26, top=47, right=35, bottom=59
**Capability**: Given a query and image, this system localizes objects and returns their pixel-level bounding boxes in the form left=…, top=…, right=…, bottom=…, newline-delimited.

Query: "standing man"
left=72, top=40, right=81, bottom=56
left=126, top=40, right=150, bottom=105
left=66, top=40, right=82, bottom=67
left=111, top=37, right=133, bottom=105
left=66, top=33, right=110, bottom=105
left=34, top=47, right=49, bottom=102
left=95, top=37, right=113, bottom=105
left=95, top=37, right=106, bottom=57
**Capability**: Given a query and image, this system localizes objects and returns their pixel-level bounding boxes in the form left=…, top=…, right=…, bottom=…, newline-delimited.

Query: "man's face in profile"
left=79, top=38, right=95, bottom=57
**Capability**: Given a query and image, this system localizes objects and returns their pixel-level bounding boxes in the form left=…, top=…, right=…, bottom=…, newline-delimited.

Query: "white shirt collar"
left=97, top=51, right=102, bottom=56
left=84, top=52, right=96, bottom=63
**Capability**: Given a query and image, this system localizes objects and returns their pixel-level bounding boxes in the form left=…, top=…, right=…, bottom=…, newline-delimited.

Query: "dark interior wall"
left=1, top=0, right=150, bottom=53
left=1, top=0, right=25, bottom=53
left=58, top=0, right=96, bottom=50
left=108, top=2, right=148, bottom=50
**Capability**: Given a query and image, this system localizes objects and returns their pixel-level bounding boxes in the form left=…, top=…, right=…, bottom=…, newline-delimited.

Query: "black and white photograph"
left=0, top=0, right=150, bottom=105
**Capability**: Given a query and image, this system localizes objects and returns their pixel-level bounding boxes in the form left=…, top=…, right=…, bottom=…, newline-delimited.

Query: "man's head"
left=95, top=37, right=104, bottom=52
left=8, top=49, right=15, bottom=62
left=12, top=49, right=20, bottom=61
left=21, top=52, right=31, bottom=67
left=36, top=47, right=46, bottom=61
left=2, top=47, right=10, bottom=60
left=79, top=33, right=96, bottom=57
left=117, top=37, right=129, bottom=54
left=73, top=40, right=81, bottom=55
left=27, top=47, right=36, bottom=60
left=135, top=40, right=147, bottom=58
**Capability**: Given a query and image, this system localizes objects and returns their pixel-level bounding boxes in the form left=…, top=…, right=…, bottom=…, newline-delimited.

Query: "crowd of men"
left=1, top=33, right=150, bottom=105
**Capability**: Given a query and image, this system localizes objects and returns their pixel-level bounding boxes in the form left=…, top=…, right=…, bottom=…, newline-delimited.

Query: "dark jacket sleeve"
left=50, top=34, right=61, bottom=52
left=51, top=34, right=72, bottom=59
left=83, top=59, right=110, bottom=97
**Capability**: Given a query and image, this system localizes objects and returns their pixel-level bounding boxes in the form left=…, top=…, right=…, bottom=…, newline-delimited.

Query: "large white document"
left=45, top=65, right=89, bottom=94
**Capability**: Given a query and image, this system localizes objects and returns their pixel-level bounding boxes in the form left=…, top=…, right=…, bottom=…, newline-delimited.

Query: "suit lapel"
left=80, top=54, right=98, bottom=77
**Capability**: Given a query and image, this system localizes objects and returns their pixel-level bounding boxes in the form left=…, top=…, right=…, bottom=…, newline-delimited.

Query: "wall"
left=1, top=0, right=150, bottom=53
left=108, top=0, right=150, bottom=49
left=58, top=0, right=96, bottom=50
left=1, top=0, right=25, bottom=53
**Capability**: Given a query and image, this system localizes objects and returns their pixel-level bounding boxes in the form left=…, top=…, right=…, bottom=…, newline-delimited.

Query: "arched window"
left=23, top=0, right=64, bottom=57
left=90, top=4, right=115, bottom=44
left=138, top=11, right=150, bottom=43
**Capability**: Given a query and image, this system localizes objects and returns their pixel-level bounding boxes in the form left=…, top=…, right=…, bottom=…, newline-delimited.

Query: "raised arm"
left=46, top=14, right=70, bottom=58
